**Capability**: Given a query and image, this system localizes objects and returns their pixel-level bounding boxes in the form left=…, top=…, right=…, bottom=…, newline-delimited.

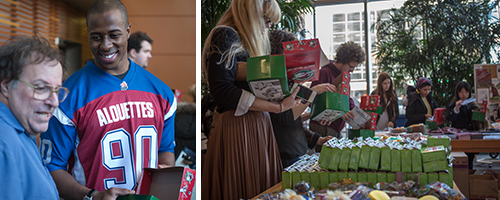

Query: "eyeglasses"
left=18, top=78, right=69, bottom=103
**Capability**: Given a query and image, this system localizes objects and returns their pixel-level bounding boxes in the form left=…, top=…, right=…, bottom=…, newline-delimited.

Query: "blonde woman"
left=201, top=0, right=301, bottom=199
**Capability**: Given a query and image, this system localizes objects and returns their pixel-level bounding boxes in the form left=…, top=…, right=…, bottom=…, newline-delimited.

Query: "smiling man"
left=0, top=35, right=66, bottom=199
left=39, top=0, right=177, bottom=200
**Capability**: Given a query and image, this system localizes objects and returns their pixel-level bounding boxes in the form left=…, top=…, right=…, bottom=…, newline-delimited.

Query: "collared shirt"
left=0, top=102, right=59, bottom=199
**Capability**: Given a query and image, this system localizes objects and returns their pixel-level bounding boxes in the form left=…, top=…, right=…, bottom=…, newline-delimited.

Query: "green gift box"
left=348, top=129, right=375, bottom=139
left=310, top=172, right=321, bottom=189
left=439, top=172, right=452, bottom=187
left=425, top=120, right=438, bottom=130
left=411, top=148, right=423, bottom=172
left=380, top=146, right=391, bottom=171
left=292, top=172, right=302, bottom=187
left=338, top=147, right=351, bottom=171
left=282, top=172, right=291, bottom=190
left=329, top=172, right=339, bottom=184
left=247, top=55, right=289, bottom=101
left=421, top=146, right=447, bottom=163
left=338, top=171, right=348, bottom=181
left=359, top=145, right=371, bottom=169
left=403, top=172, right=416, bottom=182
left=358, top=172, right=367, bottom=183
left=427, top=172, right=439, bottom=183
left=320, top=172, right=330, bottom=189
left=418, top=173, right=428, bottom=186
left=366, top=106, right=383, bottom=115
left=390, top=149, right=401, bottom=172
left=428, top=136, right=451, bottom=148
left=301, top=172, right=310, bottom=184
left=387, top=173, right=396, bottom=183
left=367, top=173, right=378, bottom=187
left=348, top=145, right=361, bottom=171
left=348, top=172, right=358, bottom=182
left=327, top=147, right=342, bottom=171
left=377, top=172, right=387, bottom=183
left=472, top=111, right=486, bottom=121
left=401, top=149, right=412, bottom=173
left=368, top=146, right=381, bottom=170
left=319, top=146, right=333, bottom=169
left=116, top=195, right=159, bottom=200
left=311, top=92, right=350, bottom=122
left=423, top=160, right=448, bottom=173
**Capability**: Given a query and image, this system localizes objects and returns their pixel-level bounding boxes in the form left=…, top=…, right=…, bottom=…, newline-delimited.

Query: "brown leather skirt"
left=202, top=110, right=282, bottom=200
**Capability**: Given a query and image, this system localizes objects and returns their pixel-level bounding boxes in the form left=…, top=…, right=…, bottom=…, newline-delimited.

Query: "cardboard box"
left=433, top=108, right=447, bottom=125
left=418, top=173, right=428, bottom=186
left=310, top=172, right=320, bottom=189
left=428, top=135, right=451, bottom=148
left=338, top=147, right=351, bottom=171
left=391, top=149, right=402, bottom=172
left=428, top=172, right=439, bottom=183
left=327, top=147, right=342, bottom=171
left=358, top=145, right=371, bottom=169
left=282, top=172, right=291, bottom=190
left=361, top=95, right=381, bottom=110
left=136, top=167, right=195, bottom=200
left=411, top=148, right=423, bottom=172
left=450, top=152, right=469, bottom=199
left=301, top=172, right=310, bottom=184
left=292, top=172, right=301, bottom=187
left=469, top=174, right=498, bottom=200
left=377, top=172, right=387, bottom=183
left=338, top=171, right=348, bottom=181
left=387, top=172, right=396, bottom=183
left=348, top=172, right=358, bottom=182
left=331, top=71, right=350, bottom=96
left=320, top=172, right=329, bottom=189
left=423, top=160, right=448, bottom=173
left=117, top=195, right=159, bottom=200
left=401, top=149, right=412, bottom=173
left=311, top=92, right=350, bottom=122
left=282, top=39, right=321, bottom=83
left=357, top=172, right=367, bottom=183
left=425, top=120, right=438, bottom=130
left=348, top=145, right=361, bottom=171
left=380, top=146, right=392, bottom=171
left=329, top=172, right=339, bottom=184
left=368, top=146, right=381, bottom=170
left=421, top=146, right=447, bottom=163
left=318, top=146, right=333, bottom=169
left=367, top=172, right=377, bottom=187
left=247, top=55, right=289, bottom=102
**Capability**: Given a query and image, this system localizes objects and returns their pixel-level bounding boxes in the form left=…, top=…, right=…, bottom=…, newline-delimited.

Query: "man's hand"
left=316, top=136, right=334, bottom=145
left=311, top=83, right=337, bottom=94
left=92, top=188, right=135, bottom=200
left=425, top=114, right=432, bottom=119
left=340, top=111, right=354, bottom=122
left=319, top=119, right=332, bottom=126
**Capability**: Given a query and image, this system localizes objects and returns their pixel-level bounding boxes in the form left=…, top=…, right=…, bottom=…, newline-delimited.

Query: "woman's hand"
left=279, top=86, right=301, bottom=113
left=425, top=114, right=432, bottom=119
left=311, top=83, right=337, bottom=94
left=455, top=100, right=463, bottom=112
left=341, top=111, right=354, bottom=122
left=316, top=136, right=334, bottom=145
left=387, top=121, right=394, bottom=128
left=319, top=120, right=332, bottom=126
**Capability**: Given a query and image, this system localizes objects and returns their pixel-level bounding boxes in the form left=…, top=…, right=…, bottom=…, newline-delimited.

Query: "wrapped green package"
left=427, top=172, right=439, bottom=183
left=439, top=172, right=452, bottom=187
left=282, top=172, right=291, bottom=190
left=327, top=146, right=342, bottom=171
left=319, top=145, right=333, bottom=169
left=368, top=145, right=382, bottom=170
left=417, top=173, right=428, bottom=186
left=423, top=160, right=448, bottom=173
left=348, top=144, right=362, bottom=171
left=401, top=148, right=412, bottom=172
left=411, top=148, right=423, bottom=172
left=377, top=172, right=387, bottom=183
left=301, top=172, right=310, bottom=184
left=421, top=145, right=447, bottom=163
left=292, top=172, right=302, bottom=187
left=359, top=144, right=371, bottom=169
left=380, top=146, right=391, bottom=171
left=427, top=136, right=451, bottom=148
left=386, top=173, right=396, bottom=183
left=367, top=172, right=378, bottom=187
left=338, top=147, right=351, bottom=171
left=357, top=172, right=367, bottom=183
left=320, top=172, right=330, bottom=189
left=329, top=172, right=339, bottom=184
left=348, top=172, right=357, bottom=182
left=310, top=172, right=320, bottom=189
left=390, top=148, right=402, bottom=172
left=338, top=171, right=348, bottom=181
left=404, top=172, right=416, bottom=182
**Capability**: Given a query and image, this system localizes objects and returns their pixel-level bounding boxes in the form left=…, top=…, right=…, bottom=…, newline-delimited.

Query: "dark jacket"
left=405, top=91, right=438, bottom=126
left=371, top=90, right=399, bottom=127
left=174, top=102, right=196, bottom=159
left=446, top=101, right=480, bottom=130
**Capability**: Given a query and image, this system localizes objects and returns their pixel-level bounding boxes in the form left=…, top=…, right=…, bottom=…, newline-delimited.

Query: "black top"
left=405, top=91, right=438, bottom=126
left=270, top=109, right=320, bottom=159
left=446, top=101, right=480, bottom=130
left=206, top=26, right=251, bottom=113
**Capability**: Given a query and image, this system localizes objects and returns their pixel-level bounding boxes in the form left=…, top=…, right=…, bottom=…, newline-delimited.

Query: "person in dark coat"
left=371, top=72, right=399, bottom=129
left=405, top=77, right=438, bottom=126
left=446, top=81, right=481, bottom=130
left=174, top=84, right=196, bottom=159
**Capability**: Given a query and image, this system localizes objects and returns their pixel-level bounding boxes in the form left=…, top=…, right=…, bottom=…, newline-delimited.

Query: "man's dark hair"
left=335, top=41, right=365, bottom=64
left=86, top=0, right=128, bottom=29
left=0, top=35, right=66, bottom=85
left=127, top=31, right=153, bottom=53
left=269, top=30, right=297, bottom=55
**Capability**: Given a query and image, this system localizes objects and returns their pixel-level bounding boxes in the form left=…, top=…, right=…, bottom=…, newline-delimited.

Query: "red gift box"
left=283, top=39, right=321, bottom=83
left=369, top=112, right=378, bottom=130
left=136, top=167, right=196, bottom=200
left=433, top=108, right=446, bottom=125
left=480, top=99, right=488, bottom=113
left=332, top=71, right=350, bottom=96
left=361, top=95, right=380, bottom=111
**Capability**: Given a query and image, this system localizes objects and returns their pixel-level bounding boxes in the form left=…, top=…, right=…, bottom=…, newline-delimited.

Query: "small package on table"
left=319, top=172, right=329, bottom=189
left=390, top=146, right=402, bottom=172
left=338, top=171, right=348, bottom=180
left=411, top=145, right=423, bottom=172
left=357, top=172, right=367, bottom=183
left=417, top=173, right=428, bottom=187
left=348, top=143, right=362, bottom=171
left=377, top=172, right=387, bottom=183
left=401, top=145, right=412, bottom=173
left=425, top=120, right=438, bottom=130
left=360, top=95, right=380, bottom=111
left=338, top=144, right=352, bottom=171
left=380, top=145, right=392, bottom=171
left=367, top=172, right=378, bottom=187
left=283, top=39, right=321, bottom=83
left=329, top=172, right=339, bottom=184
left=348, top=172, right=358, bottom=182
left=423, top=160, right=449, bottom=173
left=427, top=172, right=439, bottom=183
left=427, top=135, right=451, bottom=148
left=311, top=91, right=350, bottom=122
left=358, top=142, right=372, bottom=169
left=247, top=55, right=289, bottom=102
left=433, top=108, right=446, bottom=125
left=368, top=142, right=383, bottom=170
left=421, top=145, right=447, bottom=163
left=136, top=167, right=195, bottom=200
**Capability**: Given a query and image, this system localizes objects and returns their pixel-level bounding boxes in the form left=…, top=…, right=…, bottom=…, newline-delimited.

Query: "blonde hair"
left=202, top=0, right=281, bottom=82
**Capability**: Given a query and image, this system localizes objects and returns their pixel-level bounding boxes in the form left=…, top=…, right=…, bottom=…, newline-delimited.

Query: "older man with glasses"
left=0, top=35, right=67, bottom=199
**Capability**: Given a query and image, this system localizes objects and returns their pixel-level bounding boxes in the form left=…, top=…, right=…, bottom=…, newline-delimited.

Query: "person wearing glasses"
left=405, top=77, right=438, bottom=126
left=0, top=35, right=66, bottom=199
left=39, top=0, right=177, bottom=199
left=310, top=41, right=366, bottom=138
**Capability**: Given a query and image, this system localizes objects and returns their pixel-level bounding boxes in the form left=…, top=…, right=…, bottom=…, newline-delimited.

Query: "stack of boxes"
left=472, top=99, right=488, bottom=121
left=310, top=72, right=351, bottom=123
left=348, top=95, right=380, bottom=138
